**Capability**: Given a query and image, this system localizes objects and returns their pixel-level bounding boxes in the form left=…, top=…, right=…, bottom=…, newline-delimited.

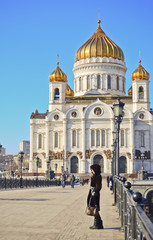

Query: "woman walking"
left=87, top=164, right=104, bottom=229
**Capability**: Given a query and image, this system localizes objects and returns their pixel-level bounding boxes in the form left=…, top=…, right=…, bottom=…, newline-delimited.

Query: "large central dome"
left=75, top=20, right=124, bottom=62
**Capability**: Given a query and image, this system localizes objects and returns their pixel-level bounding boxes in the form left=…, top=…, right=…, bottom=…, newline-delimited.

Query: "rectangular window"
left=108, top=75, right=111, bottom=89
left=72, top=130, right=76, bottom=147
left=117, top=76, right=119, bottom=90
left=97, top=75, right=100, bottom=89
left=141, top=131, right=145, bottom=147
left=87, top=76, right=90, bottom=90
left=121, top=130, right=124, bottom=146
left=102, top=130, right=105, bottom=146
left=91, top=130, right=95, bottom=147
left=38, top=134, right=42, bottom=149
left=96, top=130, right=100, bottom=146
left=55, top=132, right=58, bottom=148
left=79, top=78, right=81, bottom=91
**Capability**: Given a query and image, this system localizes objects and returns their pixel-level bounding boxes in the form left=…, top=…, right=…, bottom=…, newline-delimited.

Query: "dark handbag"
left=85, top=196, right=98, bottom=216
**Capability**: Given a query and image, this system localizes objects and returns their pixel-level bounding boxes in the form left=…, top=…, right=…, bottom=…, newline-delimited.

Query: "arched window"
left=54, top=88, right=60, bottom=100
left=96, top=130, right=100, bottom=146
left=121, top=130, right=124, bottom=146
left=116, top=76, right=119, bottom=90
left=79, top=77, right=81, bottom=91
left=38, top=134, right=42, bottom=149
left=91, top=130, right=95, bottom=147
left=55, top=132, right=58, bottom=148
left=72, top=130, right=76, bottom=147
left=108, top=75, right=111, bottom=89
left=140, top=131, right=145, bottom=147
left=97, top=75, right=100, bottom=89
left=87, top=75, right=90, bottom=90
left=139, top=86, right=144, bottom=99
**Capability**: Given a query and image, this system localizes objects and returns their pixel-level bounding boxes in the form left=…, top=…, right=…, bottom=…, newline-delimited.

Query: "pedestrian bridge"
left=0, top=178, right=124, bottom=240
left=0, top=178, right=152, bottom=240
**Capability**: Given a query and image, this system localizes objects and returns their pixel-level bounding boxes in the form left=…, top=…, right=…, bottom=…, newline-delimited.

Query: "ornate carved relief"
left=49, top=150, right=63, bottom=160
left=33, top=152, right=46, bottom=158
left=33, top=152, right=37, bottom=159
left=77, top=151, right=82, bottom=159
left=126, top=152, right=131, bottom=159
left=103, top=149, right=111, bottom=159
left=85, top=149, right=96, bottom=159
left=66, top=151, right=73, bottom=158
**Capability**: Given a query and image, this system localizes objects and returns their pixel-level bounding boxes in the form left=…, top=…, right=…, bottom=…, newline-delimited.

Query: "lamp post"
left=47, top=155, right=52, bottom=179
left=139, top=153, right=146, bottom=169
left=18, top=151, right=24, bottom=188
left=112, top=130, right=117, bottom=176
left=36, top=156, right=39, bottom=187
left=111, top=143, right=115, bottom=176
left=10, top=158, right=13, bottom=178
left=112, top=98, right=125, bottom=176
left=62, top=147, right=64, bottom=173
left=0, top=144, right=2, bottom=154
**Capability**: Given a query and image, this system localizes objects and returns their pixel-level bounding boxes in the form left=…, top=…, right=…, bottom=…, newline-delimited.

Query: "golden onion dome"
left=128, top=86, right=132, bottom=96
left=66, top=84, right=74, bottom=96
left=75, top=20, right=124, bottom=62
left=131, top=60, right=149, bottom=81
left=49, top=62, right=67, bottom=82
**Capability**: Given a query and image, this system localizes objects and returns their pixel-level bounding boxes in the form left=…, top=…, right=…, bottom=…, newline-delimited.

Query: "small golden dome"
left=75, top=20, right=124, bottom=62
left=49, top=62, right=67, bottom=82
left=128, top=86, right=132, bottom=96
left=131, top=60, right=149, bottom=81
left=66, top=84, right=74, bottom=96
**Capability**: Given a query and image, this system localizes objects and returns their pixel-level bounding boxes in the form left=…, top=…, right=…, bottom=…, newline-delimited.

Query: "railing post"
left=4, top=178, right=6, bottom=189
left=120, top=177, right=126, bottom=231
left=131, top=205, right=137, bottom=239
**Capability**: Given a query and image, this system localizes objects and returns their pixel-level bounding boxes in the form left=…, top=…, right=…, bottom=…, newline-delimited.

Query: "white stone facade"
left=29, top=57, right=153, bottom=175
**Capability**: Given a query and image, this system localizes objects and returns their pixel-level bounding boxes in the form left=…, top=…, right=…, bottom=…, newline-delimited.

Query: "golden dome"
left=131, top=60, right=149, bottom=81
left=75, top=20, right=124, bottom=62
left=128, top=86, right=132, bottom=96
left=66, top=84, right=74, bottom=96
left=49, top=62, right=67, bottom=82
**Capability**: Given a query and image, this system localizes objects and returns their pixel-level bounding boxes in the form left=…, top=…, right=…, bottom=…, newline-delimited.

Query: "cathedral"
left=29, top=19, right=153, bottom=175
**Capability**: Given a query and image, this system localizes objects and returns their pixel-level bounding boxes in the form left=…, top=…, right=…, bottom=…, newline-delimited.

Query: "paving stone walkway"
left=0, top=178, right=124, bottom=240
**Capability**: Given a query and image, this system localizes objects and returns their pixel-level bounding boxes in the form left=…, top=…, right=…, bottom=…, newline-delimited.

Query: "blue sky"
left=0, top=0, right=153, bottom=154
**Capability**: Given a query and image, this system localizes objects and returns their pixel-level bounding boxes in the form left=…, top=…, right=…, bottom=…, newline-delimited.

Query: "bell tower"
left=131, top=59, right=150, bottom=112
left=48, top=62, right=67, bottom=111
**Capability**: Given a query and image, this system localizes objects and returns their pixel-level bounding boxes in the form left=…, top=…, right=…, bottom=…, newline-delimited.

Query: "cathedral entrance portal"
left=70, top=156, right=79, bottom=173
left=93, top=154, right=104, bottom=173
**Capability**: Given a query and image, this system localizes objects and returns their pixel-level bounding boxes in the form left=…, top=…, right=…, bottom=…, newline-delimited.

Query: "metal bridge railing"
left=0, top=178, right=70, bottom=190
left=114, top=176, right=153, bottom=240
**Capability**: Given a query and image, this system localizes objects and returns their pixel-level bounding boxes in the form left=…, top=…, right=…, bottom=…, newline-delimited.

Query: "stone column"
left=29, top=123, right=34, bottom=173
left=63, top=118, right=67, bottom=171
left=45, top=122, right=50, bottom=172
left=81, top=118, right=86, bottom=173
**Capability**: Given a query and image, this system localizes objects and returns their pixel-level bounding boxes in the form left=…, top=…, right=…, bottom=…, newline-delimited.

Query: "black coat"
left=87, top=174, right=102, bottom=211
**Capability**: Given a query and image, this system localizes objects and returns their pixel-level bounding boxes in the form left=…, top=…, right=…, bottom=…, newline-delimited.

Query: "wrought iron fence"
left=0, top=178, right=70, bottom=190
left=114, top=176, right=153, bottom=240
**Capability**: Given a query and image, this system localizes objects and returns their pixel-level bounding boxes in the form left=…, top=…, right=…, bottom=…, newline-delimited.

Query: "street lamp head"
left=19, top=151, right=24, bottom=158
left=112, top=98, right=125, bottom=119
left=0, top=144, right=2, bottom=153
